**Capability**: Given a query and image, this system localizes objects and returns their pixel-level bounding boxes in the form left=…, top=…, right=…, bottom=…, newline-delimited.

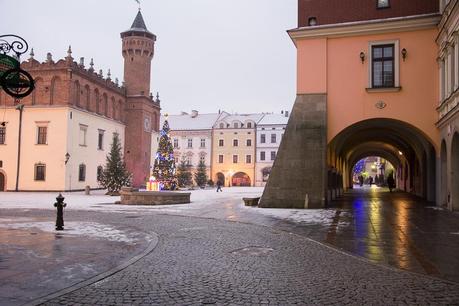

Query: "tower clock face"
left=377, top=0, right=389, bottom=8
left=144, top=117, right=151, bottom=132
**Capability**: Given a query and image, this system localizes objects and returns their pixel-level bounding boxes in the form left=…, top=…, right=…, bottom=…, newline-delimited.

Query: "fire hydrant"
left=54, top=193, right=67, bottom=231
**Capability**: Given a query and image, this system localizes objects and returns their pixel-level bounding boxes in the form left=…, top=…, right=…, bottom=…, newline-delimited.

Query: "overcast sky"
left=1, top=0, right=297, bottom=115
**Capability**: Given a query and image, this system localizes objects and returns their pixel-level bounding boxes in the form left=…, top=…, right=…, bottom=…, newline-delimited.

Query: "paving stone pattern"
left=43, top=214, right=459, bottom=305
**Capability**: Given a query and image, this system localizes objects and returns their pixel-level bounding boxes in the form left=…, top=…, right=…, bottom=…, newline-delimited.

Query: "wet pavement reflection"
left=273, top=187, right=459, bottom=283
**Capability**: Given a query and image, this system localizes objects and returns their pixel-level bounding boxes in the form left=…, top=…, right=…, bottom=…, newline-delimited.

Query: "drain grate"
left=230, top=246, right=274, bottom=256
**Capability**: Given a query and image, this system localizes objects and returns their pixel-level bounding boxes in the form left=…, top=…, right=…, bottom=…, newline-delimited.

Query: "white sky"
left=0, top=0, right=297, bottom=115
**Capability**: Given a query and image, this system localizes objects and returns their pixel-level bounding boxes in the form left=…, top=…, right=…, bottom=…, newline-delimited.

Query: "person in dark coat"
left=358, top=175, right=364, bottom=187
left=387, top=174, right=395, bottom=192
left=216, top=180, right=223, bottom=192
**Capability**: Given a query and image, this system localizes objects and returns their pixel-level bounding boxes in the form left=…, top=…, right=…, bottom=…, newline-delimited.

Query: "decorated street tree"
left=152, top=117, right=177, bottom=190
left=98, top=133, right=132, bottom=195
left=177, top=158, right=193, bottom=188
left=194, top=160, right=208, bottom=188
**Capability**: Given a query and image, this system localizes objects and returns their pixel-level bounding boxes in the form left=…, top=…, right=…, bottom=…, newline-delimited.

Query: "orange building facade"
left=260, top=0, right=458, bottom=209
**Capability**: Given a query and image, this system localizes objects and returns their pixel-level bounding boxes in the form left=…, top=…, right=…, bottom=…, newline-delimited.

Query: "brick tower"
left=121, top=10, right=161, bottom=187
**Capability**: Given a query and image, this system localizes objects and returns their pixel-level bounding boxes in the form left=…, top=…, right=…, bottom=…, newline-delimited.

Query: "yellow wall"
left=211, top=128, right=256, bottom=186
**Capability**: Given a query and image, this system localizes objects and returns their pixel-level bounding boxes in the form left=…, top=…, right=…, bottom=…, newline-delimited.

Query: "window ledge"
left=366, top=87, right=401, bottom=93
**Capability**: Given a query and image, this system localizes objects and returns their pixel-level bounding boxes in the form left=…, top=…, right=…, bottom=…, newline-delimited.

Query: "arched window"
left=50, top=76, right=62, bottom=105
left=74, top=81, right=81, bottom=107
left=78, top=164, right=86, bottom=182
left=103, top=94, right=108, bottom=116
left=219, top=123, right=224, bottom=129
left=84, top=85, right=90, bottom=111
left=94, top=89, right=100, bottom=114
left=247, top=122, right=252, bottom=128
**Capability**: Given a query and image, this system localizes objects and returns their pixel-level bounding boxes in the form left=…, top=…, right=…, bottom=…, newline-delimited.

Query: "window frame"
left=37, top=126, right=48, bottom=145
left=260, top=134, right=266, bottom=144
left=246, top=154, right=252, bottom=164
left=78, top=164, right=86, bottom=182
left=97, top=129, right=105, bottom=150
left=219, top=139, right=224, bottom=147
left=0, top=126, right=5, bottom=144
left=246, top=139, right=252, bottom=147
left=218, top=154, right=224, bottom=163
left=233, top=155, right=238, bottom=164
left=270, top=151, right=276, bottom=161
left=368, top=40, right=399, bottom=89
left=34, top=163, right=46, bottom=181
left=233, top=139, right=238, bottom=147
left=79, top=124, right=88, bottom=146
left=260, top=151, right=265, bottom=161
left=271, top=133, right=277, bottom=144
left=200, top=138, right=206, bottom=148
left=187, top=138, right=193, bottom=148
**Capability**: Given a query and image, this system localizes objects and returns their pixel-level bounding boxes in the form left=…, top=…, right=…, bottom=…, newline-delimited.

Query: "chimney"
left=281, top=110, right=284, bottom=114
left=191, top=110, right=198, bottom=118
left=285, top=111, right=289, bottom=117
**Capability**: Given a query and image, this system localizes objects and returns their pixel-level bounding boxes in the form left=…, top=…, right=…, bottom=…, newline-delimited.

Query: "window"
left=233, top=139, right=238, bottom=147
left=186, top=158, right=191, bottom=166
left=246, top=155, right=252, bottom=164
left=247, top=122, right=252, bottom=128
left=233, top=155, right=238, bottom=164
left=98, top=130, right=104, bottom=150
left=233, top=122, right=238, bottom=128
left=0, top=126, right=5, bottom=144
left=79, top=164, right=86, bottom=181
left=97, top=166, right=103, bottom=181
left=34, top=164, right=46, bottom=181
left=37, top=126, right=47, bottom=144
left=200, top=155, right=205, bottom=163
left=372, top=44, right=394, bottom=88
left=271, top=151, right=276, bottom=161
left=79, top=125, right=87, bottom=146
left=187, top=138, right=193, bottom=148
left=219, top=123, right=224, bottom=129
left=260, top=151, right=265, bottom=161
left=377, top=0, right=389, bottom=8
left=200, top=138, right=206, bottom=148
left=173, top=139, right=179, bottom=148
left=261, top=134, right=266, bottom=143
left=218, top=155, right=224, bottom=163
left=219, top=139, right=224, bottom=147
left=246, top=139, right=252, bottom=147
left=271, top=134, right=277, bottom=143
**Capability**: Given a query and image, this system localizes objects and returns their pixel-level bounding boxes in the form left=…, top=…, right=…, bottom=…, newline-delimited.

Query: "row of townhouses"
left=164, top=110, right=289, bottom=187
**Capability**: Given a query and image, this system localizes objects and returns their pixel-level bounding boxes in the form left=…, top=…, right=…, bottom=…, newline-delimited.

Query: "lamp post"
left=15, top=103, right=24, bottom=191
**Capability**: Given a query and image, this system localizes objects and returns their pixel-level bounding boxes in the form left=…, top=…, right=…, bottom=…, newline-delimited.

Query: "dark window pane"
left=373, top=62, right=383, bottom=86
left=373, top=47, right=383, bottom=59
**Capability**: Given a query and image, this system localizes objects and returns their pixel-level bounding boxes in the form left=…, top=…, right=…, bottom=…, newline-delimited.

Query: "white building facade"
left=163, top=111, right=225, bottom=180
left=255, top=112, right=289, bottom=187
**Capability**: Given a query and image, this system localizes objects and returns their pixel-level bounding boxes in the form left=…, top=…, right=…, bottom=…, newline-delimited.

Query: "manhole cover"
left=230, top=246, right=274, bottom=256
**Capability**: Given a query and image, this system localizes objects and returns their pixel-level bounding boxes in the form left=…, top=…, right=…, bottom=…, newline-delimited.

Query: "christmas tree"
left=152, top=117, right=177, bottom=190
left=98, top=133, right=132, bottom=195
left=177, top=158, right=193, bottom=188
left=194, top=160, right=208, bottom=188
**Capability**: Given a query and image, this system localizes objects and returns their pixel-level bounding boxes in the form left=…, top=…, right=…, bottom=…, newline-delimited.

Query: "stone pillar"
left=259, top=94, right=327, bottom=209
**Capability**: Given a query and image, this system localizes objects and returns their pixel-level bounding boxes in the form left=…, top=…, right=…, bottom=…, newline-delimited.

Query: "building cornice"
left=288, top=14, right=440, bottom=43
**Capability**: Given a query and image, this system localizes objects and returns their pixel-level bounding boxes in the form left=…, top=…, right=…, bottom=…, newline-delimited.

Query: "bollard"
left=85, top=185, right=90, bottom=195
left=54, top=193, right=67, bottom=231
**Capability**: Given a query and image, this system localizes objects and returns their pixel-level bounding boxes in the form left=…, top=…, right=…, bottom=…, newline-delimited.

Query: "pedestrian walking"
left=358, top=175, right=364, bottom=187
left=369, top=176, right=373, bottom=186
left=387, top=174, right=395, bottom=192
left=216, top=180, right=223, bottom=192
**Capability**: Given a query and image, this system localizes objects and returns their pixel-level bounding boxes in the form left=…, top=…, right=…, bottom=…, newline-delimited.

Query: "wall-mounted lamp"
left=308, top=17, right=317, bottom=26
left=401, top=48, right=407, bottom=61
left=65, top=152, right=71, bottom=165
left=359, top=52, right=366, bottom=63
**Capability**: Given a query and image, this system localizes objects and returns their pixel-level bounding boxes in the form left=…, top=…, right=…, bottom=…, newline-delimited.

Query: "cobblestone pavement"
left=37, top=212, right=459, bottom=305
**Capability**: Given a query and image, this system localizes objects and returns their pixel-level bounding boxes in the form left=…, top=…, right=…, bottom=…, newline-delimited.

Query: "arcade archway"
left=216, top=172, right=225, bottom=185
left=328, top=118, right=436, bottom=202
left=231, top=172, right=251, bottom=187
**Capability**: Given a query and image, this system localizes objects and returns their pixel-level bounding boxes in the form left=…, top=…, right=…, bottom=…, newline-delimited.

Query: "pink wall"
left=296, top=28, right=440, bottom=151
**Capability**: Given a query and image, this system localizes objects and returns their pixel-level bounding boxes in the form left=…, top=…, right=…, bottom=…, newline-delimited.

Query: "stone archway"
left=452, top=133, right=459, bottom=211
left=0, top=171, right=6, bottom=191
left=216, top=172, right=225, bottom=186
left=231, top=172, right=251, bottom=187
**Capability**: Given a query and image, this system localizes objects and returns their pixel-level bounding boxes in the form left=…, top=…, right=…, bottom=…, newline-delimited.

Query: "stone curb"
left=23, top=232, right=160, bottom=306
